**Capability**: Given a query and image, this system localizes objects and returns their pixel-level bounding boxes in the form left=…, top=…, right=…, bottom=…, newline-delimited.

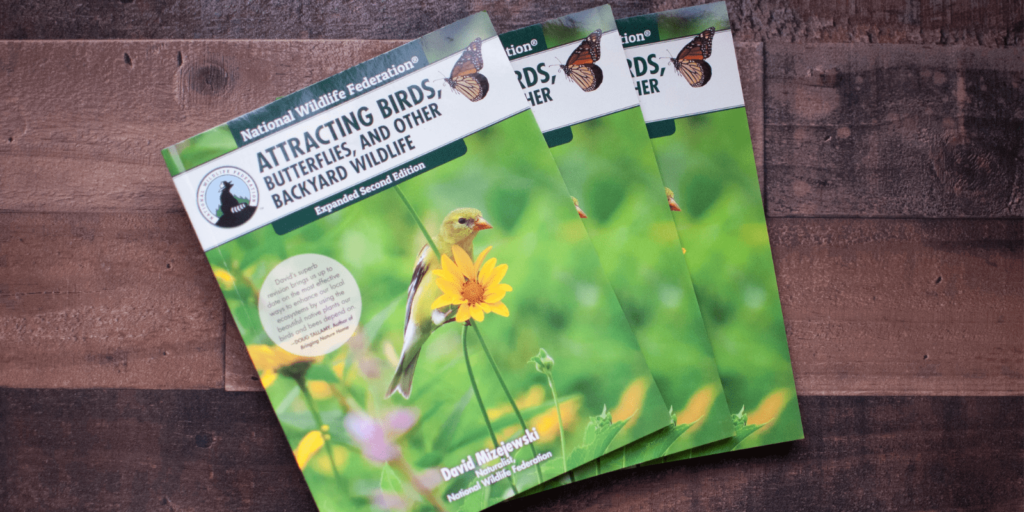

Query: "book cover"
left=162, top=13, right=670, bottom=511
left=617, top=2, right=805, bottom=457
left=499, top=4, right=734, bottom=480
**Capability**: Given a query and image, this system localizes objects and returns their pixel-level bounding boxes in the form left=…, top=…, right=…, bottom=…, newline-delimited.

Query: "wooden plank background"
left=0, top=0, right=1021, bottom=510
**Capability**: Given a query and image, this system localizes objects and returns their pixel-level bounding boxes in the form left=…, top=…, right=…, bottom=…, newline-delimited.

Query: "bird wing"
left=404, top=244, right=432, bottom=329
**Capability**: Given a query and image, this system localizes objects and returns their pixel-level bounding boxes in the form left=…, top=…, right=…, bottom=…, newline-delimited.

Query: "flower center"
left=461, top=280, right=486, bottom=305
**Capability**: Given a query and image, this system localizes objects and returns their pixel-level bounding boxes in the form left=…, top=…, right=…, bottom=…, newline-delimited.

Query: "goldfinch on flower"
left=386, top=208, right=492, bottom=399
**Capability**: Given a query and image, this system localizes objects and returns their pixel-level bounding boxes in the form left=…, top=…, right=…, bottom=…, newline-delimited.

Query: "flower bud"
left=529, top=348, right=555, bottom=376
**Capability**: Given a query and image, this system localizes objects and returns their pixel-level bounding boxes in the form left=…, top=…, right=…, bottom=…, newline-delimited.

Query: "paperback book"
left=162, top=13, right=671, bottom=512
left=617, top=2, right=804, bottom=456
left=499, top=4, right=734, bottom=482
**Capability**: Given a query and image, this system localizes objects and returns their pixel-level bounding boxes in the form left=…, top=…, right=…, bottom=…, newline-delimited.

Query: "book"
left=617, top=1, right=805, bottom=457
left=162, top=12, right=671, bottom=511
left=499, top=4, right=734, bottom=482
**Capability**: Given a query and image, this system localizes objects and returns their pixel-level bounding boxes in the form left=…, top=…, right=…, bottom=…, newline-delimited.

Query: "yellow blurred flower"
left=677, top=384, right=719, bottom=428
left=493, top=385, right=547, bottom=438
left=212, top=267, right=236, bottom=290
left=294, top=430, right=325, bottom=470
left=431, top=245, right=512, bottom=323
left=247, top=344, right=316, bottom=388
left=747, top=388, right=793, bottom=427
left=533, top=396, right=582, bottom=440
left=611, top=377, right=649, bottom=431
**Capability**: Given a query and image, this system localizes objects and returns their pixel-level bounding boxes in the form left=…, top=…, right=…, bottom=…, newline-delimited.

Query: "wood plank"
left=0, top=0, right=1019, bottom=47
left=772, top=218, right=1024, bottom=396
left=0, top=388, right=317, bottom=512
left=736, top=42, right=765, bottom=196
left=5, top=40, right=1016, bottom=219
left=224, top=316, right=261, bottom=392
left=764, top=43, right=1023, bottom=218
left=0, top=212, right=225, bottom=389
left=0, top=391, right=1019, bottom=511
left=222, top=218, right=1024, bottom=394
left=0, top=40, right=404, bottom=214
left=0, top=40, right=761, bottom=215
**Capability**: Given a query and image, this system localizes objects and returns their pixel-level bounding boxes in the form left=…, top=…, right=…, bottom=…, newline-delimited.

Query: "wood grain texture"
left=764, top=43, right=1023, bottom=218
left=0, top=212, right=225, bottom=389
left=0, top=391, right=1019, bottom=511
left=0, top=0, right=1019, bottom=47
left=0, top=40, right=403, bottom=214
left=0, top=40, right=760, bottom=214
left=224, top=317, right=261, bottom=392
left=736, top=42, right=765, bottom=195
left=773, top=218, right=1024, bottom=396
left=220, top=217, right=1024, bottom=394
left=3, top=41, right=1015, bottom=219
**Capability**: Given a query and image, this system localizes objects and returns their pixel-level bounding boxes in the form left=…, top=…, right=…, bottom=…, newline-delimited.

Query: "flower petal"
left=431, top=295, right=454, bottom=309
left=452, top=245, right=476, bottom=277
left=482, top=288, right=508, bottom=303
left=474, top=246, right=493, bottom=271
left=440, top=254, right=461, bottom=281
left=478, top=258, right=497, bottom=285
left=489, top=301, right=510, bottom=317
left=455, top=304, right=472, bottom=323
left=486, top=263, right=509, bottom=287
left=470, top=305, right=485, bottom=322
left=435, top=278, right=461, bottom=296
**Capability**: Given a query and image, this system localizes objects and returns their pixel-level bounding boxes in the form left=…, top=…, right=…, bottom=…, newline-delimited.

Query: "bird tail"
left=386, top=348, right=421, bottom=399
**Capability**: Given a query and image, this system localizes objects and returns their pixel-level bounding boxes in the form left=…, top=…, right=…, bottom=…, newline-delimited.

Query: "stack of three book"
left=161, top=3, right=802, bottom=511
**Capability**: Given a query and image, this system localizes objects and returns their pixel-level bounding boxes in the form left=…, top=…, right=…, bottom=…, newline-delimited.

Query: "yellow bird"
left=386, top=208, right=492, bottom=399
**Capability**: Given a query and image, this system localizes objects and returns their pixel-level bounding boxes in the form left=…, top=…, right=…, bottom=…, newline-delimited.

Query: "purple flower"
left=343, top=408, right=419, bottom=463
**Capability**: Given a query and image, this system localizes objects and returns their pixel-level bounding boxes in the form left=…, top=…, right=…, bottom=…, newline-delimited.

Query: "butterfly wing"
left=673, top=60, right=711, bottom=87
left=562, top=63, right=603, bottom=92
left=565, top=29, right=603, bottom=66
left=450, top=37, right=484, bottom=78
left=561, top=30, right=604, bottom=91
left=447, top=73, right=489, bottom=102
left=676, top=27, right=715, bottom=61
left=446, top=38, right=489, bottom=101
left=672, top=27, right=715, bottom=87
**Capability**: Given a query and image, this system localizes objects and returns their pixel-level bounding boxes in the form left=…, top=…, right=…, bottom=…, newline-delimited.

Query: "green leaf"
left=673, top=407, right=767, bottom=460
left=380, top=462, right=403, bottom=495
left=623, top=421, right=693, bottom=466
left=565, top=406, right=628, bottom=470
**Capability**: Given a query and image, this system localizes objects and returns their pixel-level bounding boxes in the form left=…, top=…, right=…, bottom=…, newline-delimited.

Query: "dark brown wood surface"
left=0, top=1, right=1021, bottom=511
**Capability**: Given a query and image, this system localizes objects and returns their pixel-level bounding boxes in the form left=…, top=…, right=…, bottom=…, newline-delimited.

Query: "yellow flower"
left=294, top=430, right=325, bottom=470
left=430, top=245, right=512, bottom=323
left=212, top=267, right=236, bottom=290
left=247, top=344, right=316, bottom=388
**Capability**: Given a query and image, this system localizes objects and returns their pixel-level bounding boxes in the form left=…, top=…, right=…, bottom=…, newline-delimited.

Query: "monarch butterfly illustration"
left=668, top=27, right=715, bottom=87
left=444, top=37, right=489, bottom=102
left=558, top=29, right=604, bottom=92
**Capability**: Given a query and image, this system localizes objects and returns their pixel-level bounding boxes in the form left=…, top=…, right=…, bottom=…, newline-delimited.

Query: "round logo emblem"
left=197, top=166, right=259, bottom=228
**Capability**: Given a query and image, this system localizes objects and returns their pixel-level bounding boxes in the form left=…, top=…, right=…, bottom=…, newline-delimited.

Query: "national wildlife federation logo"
left=197, top=166, right=259, bottom=228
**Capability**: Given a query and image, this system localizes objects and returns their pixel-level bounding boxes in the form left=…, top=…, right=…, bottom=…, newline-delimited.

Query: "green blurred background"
left=652, top=107, right=804, bottom=452
left=209, top=111, right=668, bottom=511
left=548, top=106, right=734, bottom=462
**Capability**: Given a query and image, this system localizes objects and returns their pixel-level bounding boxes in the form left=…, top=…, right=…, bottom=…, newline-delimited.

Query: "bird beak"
left=667, top=197, right=682, bottom=212
left=474, top=217, right=493, bottom=231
